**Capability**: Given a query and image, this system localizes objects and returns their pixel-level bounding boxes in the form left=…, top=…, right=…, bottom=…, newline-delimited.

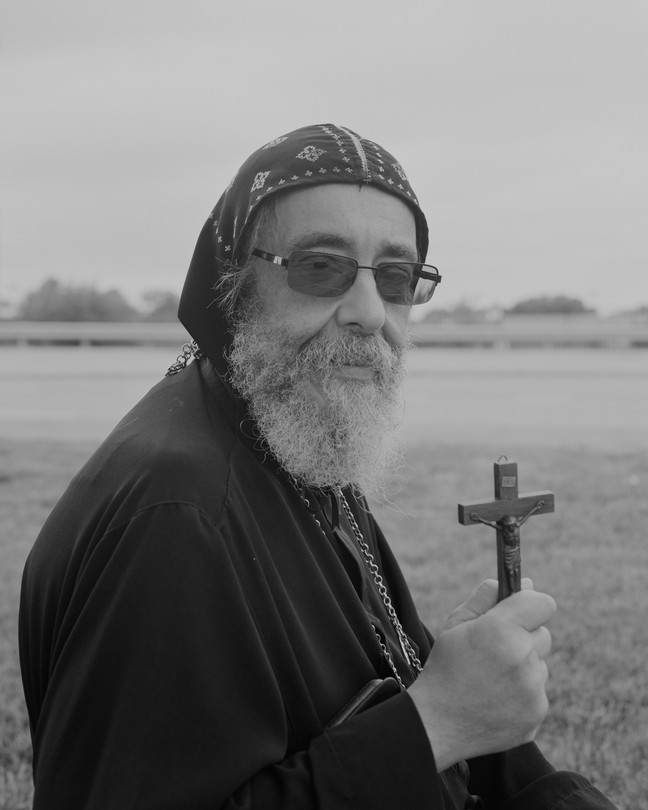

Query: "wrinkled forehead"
left=264, top=183, right=418, bottom=259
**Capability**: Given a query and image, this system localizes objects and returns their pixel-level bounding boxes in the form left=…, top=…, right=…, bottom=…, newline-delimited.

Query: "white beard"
left=227, top=300, right=409, bottom=495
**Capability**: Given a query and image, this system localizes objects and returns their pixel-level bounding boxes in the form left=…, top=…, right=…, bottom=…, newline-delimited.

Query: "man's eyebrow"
left=291, top=232, right=355, bottom=252
left=381, top=243, right=419, bottom=261
left=291, top=231, right=418, bottom=261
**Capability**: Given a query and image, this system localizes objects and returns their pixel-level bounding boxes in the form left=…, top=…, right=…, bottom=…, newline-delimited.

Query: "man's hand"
left=408, top=579, right=557, bottom=772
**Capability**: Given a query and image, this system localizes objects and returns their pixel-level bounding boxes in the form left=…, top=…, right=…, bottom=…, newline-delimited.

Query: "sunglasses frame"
left=251, top=248, right=441, bottom=305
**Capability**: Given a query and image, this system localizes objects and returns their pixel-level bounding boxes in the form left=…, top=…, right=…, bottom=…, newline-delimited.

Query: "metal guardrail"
left=412, top=320, right=648, bottom=348
left=0, top=321, right=191, bottom=346
left=1, top=319, right=647, bottom=348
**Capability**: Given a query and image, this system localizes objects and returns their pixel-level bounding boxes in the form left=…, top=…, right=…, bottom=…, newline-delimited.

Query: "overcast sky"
left=2, top=0, right=646, bottom=315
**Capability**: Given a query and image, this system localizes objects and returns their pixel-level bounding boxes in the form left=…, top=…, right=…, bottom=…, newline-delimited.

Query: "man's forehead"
left=269, top=183, right=418, bottom=255
left=290, top=230, right=418, bottom=260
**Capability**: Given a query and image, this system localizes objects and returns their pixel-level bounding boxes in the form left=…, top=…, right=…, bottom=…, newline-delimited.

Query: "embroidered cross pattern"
left=458, top=459, right=555, bottom=602
left=250, top=171, right=270, bottom=193
left=296, top=146, right=326, bottom=162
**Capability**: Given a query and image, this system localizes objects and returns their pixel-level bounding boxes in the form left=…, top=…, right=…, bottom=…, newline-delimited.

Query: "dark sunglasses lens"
left=383, top=264, right=440, bottom=305
left=376, top=264, right=416, bottom=304
left=286, top=252, right=356, bottom=297
left=411, top=275, right=436, bottom=305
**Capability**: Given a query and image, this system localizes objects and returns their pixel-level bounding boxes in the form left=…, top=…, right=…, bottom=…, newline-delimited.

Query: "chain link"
left=165, top=341, right=202, bottom=377
left=373, top=625, right=406, bottom=690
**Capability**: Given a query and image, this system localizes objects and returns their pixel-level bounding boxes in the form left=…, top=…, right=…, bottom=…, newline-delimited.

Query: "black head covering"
left=178, top=123, right=429, bottom=375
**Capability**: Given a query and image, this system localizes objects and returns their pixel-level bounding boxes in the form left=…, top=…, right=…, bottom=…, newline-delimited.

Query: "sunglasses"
left=251, top=248, right=441, bottom=305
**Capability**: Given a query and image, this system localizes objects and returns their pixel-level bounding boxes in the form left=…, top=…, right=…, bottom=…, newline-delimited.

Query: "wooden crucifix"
left=458, top=459, right=555, bottom=602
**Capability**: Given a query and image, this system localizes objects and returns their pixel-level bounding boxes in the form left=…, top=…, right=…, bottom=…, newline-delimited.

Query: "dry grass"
left=2, top=438, right=644, bottom=808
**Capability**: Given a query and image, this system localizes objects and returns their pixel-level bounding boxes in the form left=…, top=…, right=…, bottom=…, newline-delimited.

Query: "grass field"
left=2, top=437, right=646, bottom=808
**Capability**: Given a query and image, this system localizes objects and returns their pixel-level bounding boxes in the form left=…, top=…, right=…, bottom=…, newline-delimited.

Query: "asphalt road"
left=0, top=345, right=646, bottom=452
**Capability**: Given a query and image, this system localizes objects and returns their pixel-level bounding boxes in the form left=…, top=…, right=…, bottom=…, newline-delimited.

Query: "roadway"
left=0, top=345, right=646, bottom=452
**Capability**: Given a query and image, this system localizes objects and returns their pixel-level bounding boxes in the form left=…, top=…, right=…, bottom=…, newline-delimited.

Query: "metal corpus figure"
left=469, top=501, right=546, bottom=599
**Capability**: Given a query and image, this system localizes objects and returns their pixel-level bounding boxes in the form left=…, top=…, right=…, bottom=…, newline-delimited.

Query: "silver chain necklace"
left=288, top=475, right=423, bottom=689
left=165, top=341, right=201, bottom=377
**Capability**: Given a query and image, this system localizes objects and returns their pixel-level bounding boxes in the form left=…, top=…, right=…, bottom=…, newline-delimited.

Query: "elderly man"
left=20, top=125, right=616, bottom=809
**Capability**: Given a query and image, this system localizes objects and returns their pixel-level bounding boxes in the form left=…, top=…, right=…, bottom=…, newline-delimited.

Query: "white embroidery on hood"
left=251, top=171, right=270, bottom=193
left=262, top=136, right=288, bottom=149
left=296, top=146, right=326, bottom=162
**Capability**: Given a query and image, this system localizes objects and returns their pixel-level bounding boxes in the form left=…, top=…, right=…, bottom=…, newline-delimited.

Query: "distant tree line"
left=424, top=295, right=597, bottom=324
left=6, top=279, right=646, bottom=323
left=14, top=278, right=180, bottom=322
left=505, top=295, right=594, bottom=315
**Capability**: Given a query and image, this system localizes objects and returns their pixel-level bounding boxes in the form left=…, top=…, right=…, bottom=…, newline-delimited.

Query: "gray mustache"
left=297, top=335, right=399, bottom=372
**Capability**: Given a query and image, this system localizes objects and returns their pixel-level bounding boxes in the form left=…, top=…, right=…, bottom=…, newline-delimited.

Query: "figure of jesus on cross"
left=458, top=459, right=555, bottom=602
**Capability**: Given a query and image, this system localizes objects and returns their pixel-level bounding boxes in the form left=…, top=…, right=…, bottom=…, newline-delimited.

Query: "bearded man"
left=19, top=125, right=617, bottom=809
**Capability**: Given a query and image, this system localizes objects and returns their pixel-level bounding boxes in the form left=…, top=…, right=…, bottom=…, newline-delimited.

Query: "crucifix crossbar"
left=458, top=460, right=555, bottom=602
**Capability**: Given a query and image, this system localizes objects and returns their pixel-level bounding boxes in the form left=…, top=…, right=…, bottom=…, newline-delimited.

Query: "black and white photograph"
left=2, top=2, right=646, bottom=808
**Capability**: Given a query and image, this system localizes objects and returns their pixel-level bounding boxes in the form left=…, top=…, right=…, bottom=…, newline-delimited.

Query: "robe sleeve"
left=21, top=503, right=446, bottom=810
left=467, top=745, right=618, bottom=809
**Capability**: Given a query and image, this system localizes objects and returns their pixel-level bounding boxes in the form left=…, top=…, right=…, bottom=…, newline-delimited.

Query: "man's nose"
left=335, top=267, right=386, bottom=334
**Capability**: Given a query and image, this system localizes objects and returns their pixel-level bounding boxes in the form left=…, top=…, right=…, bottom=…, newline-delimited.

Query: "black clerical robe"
left=19, top=359, right=616, bottom=809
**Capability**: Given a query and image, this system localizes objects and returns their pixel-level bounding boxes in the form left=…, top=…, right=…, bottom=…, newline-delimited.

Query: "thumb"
left=444, top=579, right=498, bottom=630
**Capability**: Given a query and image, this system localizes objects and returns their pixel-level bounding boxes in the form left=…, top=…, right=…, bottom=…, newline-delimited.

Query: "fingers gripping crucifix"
left=458, top=460, right=556, bottom=602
